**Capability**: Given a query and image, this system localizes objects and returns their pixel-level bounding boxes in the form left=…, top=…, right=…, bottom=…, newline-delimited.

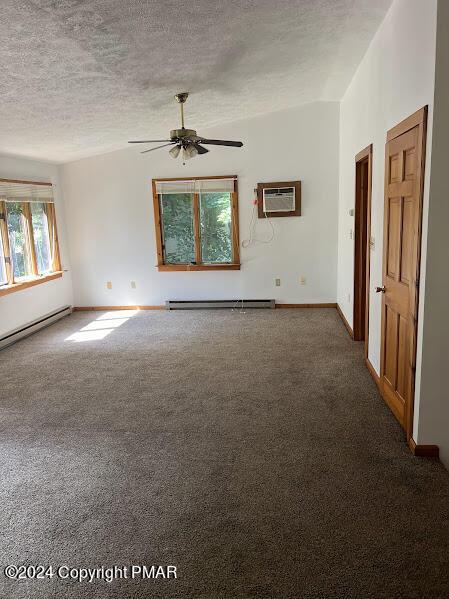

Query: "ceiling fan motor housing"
left=170, top=128, right=197, bottom=141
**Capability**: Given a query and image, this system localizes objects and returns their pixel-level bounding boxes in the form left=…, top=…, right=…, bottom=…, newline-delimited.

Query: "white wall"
left=0, top=155, right=73, bottom=337
left=61, top=101, right=339, bottom=307
left=337, top=0, right=437, bottom=377
left=414, top=0, right=449, bottom=468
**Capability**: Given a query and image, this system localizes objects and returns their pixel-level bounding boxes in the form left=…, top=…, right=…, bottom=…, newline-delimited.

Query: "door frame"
left=381, top=106, right=428, bottom=440
left=353, top=144, right=373, bottom=358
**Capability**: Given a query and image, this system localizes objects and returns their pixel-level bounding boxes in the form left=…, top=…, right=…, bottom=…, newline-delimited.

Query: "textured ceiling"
left=0, top=0, right=392, bottom=163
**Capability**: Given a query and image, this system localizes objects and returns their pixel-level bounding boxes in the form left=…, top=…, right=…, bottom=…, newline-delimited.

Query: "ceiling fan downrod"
left=174, top=92, right=189, bottom=129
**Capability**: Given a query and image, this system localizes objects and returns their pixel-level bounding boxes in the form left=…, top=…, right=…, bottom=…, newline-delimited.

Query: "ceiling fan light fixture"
left=169, top=144, right=181, bottom=158
left=184, top=143, right=198, bottom=159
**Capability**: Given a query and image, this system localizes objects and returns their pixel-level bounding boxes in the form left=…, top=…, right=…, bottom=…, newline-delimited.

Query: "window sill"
left=0, top=271, right=63, bottom=297
left=157, top=263, right=241, bottom=272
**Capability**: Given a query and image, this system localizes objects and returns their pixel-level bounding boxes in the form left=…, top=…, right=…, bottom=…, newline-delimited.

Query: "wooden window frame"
left=152, top=175, right=240, bottom=272
left=0, top=182, right=62, bottom=297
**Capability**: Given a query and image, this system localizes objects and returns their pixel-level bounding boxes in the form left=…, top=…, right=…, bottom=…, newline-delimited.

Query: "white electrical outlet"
left=300, top=276, right=306, bottom=285
left=275, top=278, right=281, bottom=287
left=106, top=281, right=112, bottom=289
left=370, top=236, right=375, bottom=251
left=350, top=229, right=354, bottom=240
left=348, top=293, right=351, bottom=303
left=131, top=281, right=136, bottom=289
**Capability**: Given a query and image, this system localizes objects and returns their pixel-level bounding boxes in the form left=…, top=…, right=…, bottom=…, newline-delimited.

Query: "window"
left=0, top=179, right=62, bottom=296
left=160, top=193, right=196, bottom=264
left=153, top=176, right=240, bottom=271
left=31, top=202, right=53, bottom=275
left=200, top=192, right=233, bottom=263
left=7, top=202, right=33, bottom=280
left=0, top=227, right=7, bottom=287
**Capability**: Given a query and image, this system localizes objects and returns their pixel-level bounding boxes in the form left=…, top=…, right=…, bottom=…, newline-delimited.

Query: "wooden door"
left=379, top=107, right=427, bottom=438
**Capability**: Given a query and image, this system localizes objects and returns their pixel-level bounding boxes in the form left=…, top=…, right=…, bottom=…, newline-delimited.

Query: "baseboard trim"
left=276, top=303, right=337, bottom=309
left=408, top=438, right=439, bottom=459
left=0, top=306, right=72, bottom=350
left=365, top=363, right=440, bottom=461
left=336, top=304, right=354, bottom=338
left=75, top=304, right=337, bottom=311
left=73, top=306, right=165, bottom=311
left=365, top=357, right=381, bottom=392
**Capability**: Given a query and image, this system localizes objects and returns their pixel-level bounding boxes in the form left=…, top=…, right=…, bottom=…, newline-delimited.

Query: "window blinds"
left=155, top=178, right=235, bottom=195
left=0, top=180, right=54, bottom=202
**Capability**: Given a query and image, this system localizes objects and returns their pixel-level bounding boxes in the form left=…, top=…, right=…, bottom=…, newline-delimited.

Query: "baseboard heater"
left=166, top=299, right=275, bottom=310
left=0, top=305, right=72, bottom=350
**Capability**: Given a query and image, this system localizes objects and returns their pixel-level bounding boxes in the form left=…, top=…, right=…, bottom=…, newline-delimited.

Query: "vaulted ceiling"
left=0, top=0, right=392, bottom=163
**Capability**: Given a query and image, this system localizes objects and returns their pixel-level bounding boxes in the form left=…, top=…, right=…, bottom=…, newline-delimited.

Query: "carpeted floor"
left=0, top=308, right=448, bottom=599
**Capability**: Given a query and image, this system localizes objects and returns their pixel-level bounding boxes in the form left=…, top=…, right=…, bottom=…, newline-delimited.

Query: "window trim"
left=152, top=175, right=240, bottom=271
left=0, top=271, right=63, bottom=297
left=0, top=181, right=62, bottom=297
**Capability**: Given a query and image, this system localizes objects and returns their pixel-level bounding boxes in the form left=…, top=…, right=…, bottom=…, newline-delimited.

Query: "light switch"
left=131, top=281, right=136, bottom=289
left=106, top=281, right=112, bottom=289
left=275, top=278, right=281, bottom=287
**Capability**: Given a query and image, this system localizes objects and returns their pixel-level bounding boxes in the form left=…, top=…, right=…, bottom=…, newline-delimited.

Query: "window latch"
left=0, top=212, right=5, bottom=220
left=4, top=256, right=11, bottom=264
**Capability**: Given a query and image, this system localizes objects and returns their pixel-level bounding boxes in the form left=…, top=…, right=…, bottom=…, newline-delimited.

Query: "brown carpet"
left=0, top=308, right=448, bottom=599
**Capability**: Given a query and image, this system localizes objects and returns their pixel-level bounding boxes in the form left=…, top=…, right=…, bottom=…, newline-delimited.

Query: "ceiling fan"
left=128, top=92, right=243, bottom=160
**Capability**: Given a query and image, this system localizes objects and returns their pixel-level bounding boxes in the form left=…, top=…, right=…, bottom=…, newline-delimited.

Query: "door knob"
left=375, top=286, right=386, bottom=293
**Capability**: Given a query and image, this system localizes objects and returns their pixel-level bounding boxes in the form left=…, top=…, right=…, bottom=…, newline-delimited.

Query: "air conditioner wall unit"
left=257, top=180, right=301, bottom=218
left=263, top=187, right=295, bottom=213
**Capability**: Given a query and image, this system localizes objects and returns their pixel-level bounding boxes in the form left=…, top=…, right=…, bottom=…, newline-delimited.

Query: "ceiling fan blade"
left=140, top=142, right=175, bottom=154
left=193, top=143, right=209, bottom=155
left=128, top=139, right=172, bottom=144
left=197, top=138, right=243, bottom=147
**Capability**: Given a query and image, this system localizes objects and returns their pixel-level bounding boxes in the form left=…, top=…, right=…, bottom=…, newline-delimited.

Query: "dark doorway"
left=353, top=145, right=372, bottom=356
